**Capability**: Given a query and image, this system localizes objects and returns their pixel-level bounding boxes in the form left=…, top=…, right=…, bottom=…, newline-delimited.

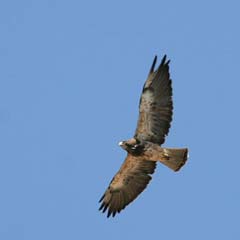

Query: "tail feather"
left=161, top=148, right=188, bottom=171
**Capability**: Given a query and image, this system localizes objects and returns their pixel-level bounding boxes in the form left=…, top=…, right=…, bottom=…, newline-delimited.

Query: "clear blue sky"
left=0, top=0, right=239, bottom=239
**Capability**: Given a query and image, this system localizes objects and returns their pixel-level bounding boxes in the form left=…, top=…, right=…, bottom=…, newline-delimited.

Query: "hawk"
left=99, top=55, right=188, bottom=217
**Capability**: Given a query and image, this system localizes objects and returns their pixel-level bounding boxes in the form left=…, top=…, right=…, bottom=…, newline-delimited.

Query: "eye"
left=135, top=139, right=140, bottom=144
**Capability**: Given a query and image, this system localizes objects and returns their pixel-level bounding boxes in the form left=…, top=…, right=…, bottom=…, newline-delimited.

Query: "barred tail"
left=161, top=148, right=188, bottom=171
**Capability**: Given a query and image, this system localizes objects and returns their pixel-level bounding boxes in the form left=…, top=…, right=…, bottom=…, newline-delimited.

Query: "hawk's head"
left=118, top=138, right=144, bottom=155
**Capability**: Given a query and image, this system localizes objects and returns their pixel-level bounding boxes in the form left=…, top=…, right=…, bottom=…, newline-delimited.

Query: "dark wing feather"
left=99, top=155, right=156, bottom=217
left=134, top=55, right=173, bottom=145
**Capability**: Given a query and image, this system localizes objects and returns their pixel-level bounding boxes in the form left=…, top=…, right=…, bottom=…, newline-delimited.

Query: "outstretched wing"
left=99, top=155, right=156, bottom=217
left=134, top=55, right=173, bottom=145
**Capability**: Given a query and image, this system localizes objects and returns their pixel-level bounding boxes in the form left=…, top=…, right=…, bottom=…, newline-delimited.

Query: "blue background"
left=1, top=0, right=239, bottom=239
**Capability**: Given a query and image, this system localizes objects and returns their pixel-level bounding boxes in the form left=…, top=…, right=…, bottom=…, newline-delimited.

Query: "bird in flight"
left=99, top=55, right=188, bottom=218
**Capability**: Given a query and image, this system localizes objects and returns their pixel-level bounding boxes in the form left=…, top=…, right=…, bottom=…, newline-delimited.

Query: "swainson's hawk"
left=99, top=55, right=188, bottom=217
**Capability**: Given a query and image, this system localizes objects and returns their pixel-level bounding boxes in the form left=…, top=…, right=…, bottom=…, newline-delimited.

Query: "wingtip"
left=158, top=54, right=171, bottom=70
left=98, top=202, right=104, bottom=211
left=149, top=55, right=158, bottom=74
left=98, top=194, right=105, bottom=203
left=149, top=54, right=171, bottom=73
left=107, top=211, right=111, bottom=218
left=161, top=54, right=167, bottom=65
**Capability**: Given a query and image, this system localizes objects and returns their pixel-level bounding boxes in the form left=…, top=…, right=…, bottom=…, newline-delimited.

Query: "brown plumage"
left=99, top=155, right=156, bottom=217
left=135, top=55, right=173, bottom=145
left=99, top=55, right=188, bottom=218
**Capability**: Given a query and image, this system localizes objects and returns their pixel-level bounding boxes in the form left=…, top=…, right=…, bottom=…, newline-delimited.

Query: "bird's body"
left=99, top=55, right=188, bottom=217
left=119, top=139, right=187, bottom=171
